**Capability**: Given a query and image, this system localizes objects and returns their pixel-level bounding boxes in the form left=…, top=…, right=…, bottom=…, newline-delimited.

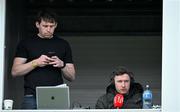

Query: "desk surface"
left=1, top=109, right=161, bottom=112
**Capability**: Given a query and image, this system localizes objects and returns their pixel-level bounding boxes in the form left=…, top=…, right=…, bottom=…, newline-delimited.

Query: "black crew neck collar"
left=36, top=35, right=55, bottom=40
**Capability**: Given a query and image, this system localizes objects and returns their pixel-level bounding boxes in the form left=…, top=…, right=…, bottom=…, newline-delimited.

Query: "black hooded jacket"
left=95, top=82, right=143, bottom=109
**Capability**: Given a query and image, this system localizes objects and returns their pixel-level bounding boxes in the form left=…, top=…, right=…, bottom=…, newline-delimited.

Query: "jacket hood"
left=106, top=82, right=143, bottom=97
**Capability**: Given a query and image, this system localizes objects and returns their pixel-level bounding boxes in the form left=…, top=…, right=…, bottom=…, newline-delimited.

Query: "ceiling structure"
left=22, top=0, right=162, bottom=35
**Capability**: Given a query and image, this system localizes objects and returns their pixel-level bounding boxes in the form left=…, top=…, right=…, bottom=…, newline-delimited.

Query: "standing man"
left=95, top=67, right=143, bottom=109
left=11, top=10, right=76, bottom=109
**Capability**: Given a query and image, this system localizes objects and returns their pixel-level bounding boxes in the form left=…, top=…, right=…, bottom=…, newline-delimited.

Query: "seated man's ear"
left=110, top=77, right=115, bottom=84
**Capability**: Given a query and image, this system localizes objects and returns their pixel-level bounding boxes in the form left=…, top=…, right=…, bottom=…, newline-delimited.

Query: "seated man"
left=95, top=66, right=143, bottom=109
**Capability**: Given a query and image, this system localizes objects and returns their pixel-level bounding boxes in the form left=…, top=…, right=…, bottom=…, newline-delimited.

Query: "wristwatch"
left=31, top=61, right=38, bottom=68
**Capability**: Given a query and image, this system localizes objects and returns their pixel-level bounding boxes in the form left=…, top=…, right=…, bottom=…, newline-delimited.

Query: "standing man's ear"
left=35, top=22, right=40, bottom=28
left=54, top=23, right=57, bottom=28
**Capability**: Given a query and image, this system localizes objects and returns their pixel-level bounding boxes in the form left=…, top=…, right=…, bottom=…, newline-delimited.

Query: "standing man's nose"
left=47, top=27, right=51, bottom=32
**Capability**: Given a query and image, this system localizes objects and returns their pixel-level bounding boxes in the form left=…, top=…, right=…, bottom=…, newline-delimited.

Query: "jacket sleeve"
left=95, top=95, right=107, bottom=109
left=124, top=93, right=143, bottom=109
left=133, top=93, right=143, bottom=109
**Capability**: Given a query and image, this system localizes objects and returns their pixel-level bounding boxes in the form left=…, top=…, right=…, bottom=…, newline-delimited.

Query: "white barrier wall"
left=1, top=109, right=161, bottom=112
left=162, top=0, right=180, bottom=112
left=0, top=0, right=6, bottom=110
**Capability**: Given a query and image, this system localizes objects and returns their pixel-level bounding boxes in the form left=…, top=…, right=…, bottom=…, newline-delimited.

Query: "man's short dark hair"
left=110, top=66, right=135, bottom=84
left=36, top=9, right=58, bottom=23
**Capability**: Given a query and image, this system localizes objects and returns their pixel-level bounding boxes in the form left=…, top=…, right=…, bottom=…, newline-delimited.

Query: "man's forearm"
left=11, top=60, right=37, bottom=77
left=62, top=64, right=75, bottom=81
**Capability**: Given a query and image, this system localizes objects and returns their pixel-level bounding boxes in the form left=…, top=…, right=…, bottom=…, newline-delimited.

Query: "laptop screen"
left=36, top=85, right=70, bottom=109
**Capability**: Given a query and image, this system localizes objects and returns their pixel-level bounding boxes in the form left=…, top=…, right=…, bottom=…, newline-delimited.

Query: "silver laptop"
left=36, top=85, right=70, bottom=109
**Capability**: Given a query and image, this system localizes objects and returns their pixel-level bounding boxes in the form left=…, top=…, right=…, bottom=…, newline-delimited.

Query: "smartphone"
left=47, top=51, right=56, bottom=57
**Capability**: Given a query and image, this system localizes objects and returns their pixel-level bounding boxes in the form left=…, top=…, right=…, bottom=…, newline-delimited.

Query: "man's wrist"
left=61, top=63, right=66, bottom=69
left=31, top=61, right=38, bottom=68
